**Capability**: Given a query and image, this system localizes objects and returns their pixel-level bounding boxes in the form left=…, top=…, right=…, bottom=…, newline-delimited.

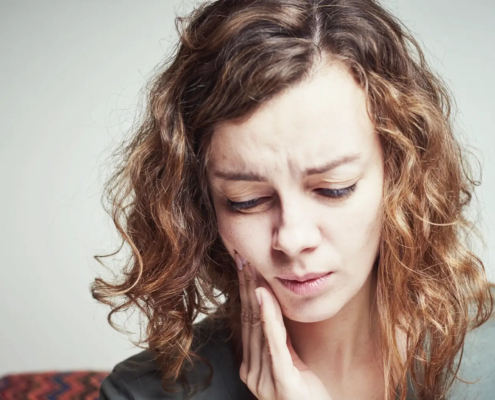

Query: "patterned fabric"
left=0, top=371, right=109, bottom=400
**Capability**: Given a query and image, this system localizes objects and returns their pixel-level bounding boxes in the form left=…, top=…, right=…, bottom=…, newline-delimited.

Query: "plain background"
left=0, top=0, right=494, bottom=376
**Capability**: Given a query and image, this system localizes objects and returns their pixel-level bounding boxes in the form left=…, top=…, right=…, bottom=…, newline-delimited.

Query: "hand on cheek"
left=233, top=249, right=333, bottom=400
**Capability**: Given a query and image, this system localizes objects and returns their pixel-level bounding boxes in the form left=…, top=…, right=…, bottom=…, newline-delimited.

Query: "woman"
left=92, top=0, right=495, bottom=399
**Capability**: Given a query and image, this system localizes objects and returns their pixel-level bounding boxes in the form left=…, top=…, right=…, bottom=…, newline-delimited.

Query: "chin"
left=279, top=295, right=342, bottom=323
left=282, top=307, right=339, bottom=323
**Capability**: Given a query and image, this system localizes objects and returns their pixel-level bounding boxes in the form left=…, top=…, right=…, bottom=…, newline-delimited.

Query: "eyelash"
left=226, top=183, right=358, bottom=212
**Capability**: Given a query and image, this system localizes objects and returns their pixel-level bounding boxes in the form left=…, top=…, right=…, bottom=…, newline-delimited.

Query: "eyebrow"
left=211, top=153, right=362, bottom=182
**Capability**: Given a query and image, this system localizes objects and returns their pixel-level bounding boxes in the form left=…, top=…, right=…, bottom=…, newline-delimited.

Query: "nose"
left=271, top=193, right=321, bottom=257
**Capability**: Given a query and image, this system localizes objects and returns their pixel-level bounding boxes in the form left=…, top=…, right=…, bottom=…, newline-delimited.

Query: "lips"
left=278, top=272, right=334, bottom=296
left=277, top=272, right=332, bottom=282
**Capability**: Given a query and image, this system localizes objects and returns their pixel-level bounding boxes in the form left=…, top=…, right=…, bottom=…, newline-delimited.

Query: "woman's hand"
left=234, top=251, right=333, bottom=400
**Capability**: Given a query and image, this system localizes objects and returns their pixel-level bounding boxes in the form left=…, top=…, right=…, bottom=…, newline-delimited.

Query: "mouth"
left=276, top=271, right=332, bottom=282
left=277, top=272, right=333, bottom=296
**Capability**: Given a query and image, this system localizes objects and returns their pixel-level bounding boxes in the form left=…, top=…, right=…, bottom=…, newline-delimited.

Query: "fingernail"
left=255, top=289, right=262, bottom=306
left=234, top=252, right=243, bottom=271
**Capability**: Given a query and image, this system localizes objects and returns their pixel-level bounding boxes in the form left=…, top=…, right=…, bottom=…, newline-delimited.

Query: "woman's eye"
left=226, top=183, right=357, bottom=212
left=226, top=197, right=268, bottom=212
left=315, top=183, right=357, bottom=200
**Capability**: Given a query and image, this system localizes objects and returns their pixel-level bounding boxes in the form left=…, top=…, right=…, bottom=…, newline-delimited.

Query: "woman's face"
left=207, top=62, right=384, bottom=323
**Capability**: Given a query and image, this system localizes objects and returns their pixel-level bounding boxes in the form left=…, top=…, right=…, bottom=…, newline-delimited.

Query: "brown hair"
left=91, top=1, right=494, bottom=399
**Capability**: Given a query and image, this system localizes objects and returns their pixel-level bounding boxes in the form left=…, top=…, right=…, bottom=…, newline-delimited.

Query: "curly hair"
left=91, top=1, right=494, bottom=399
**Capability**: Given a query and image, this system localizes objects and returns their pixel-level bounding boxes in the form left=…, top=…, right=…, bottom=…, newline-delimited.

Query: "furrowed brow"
left=212, top=153, right=362, bottom=182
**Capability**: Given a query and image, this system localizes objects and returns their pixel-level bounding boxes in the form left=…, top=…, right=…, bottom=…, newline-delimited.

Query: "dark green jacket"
left=100, top=315, right=495, bottom=399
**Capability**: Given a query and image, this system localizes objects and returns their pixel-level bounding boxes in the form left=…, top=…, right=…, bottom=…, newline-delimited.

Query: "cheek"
left=349, top=189, right=381, bottom=238
left=212, top=200, right=236, bottom=252
left=216, top=212, right=244, bottom=252
left=326, top=177, right=383, bottom=263
left=215, top=207, right=269, bottom=263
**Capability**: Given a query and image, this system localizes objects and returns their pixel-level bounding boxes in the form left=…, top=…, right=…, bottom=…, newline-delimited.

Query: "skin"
left=207, top=60, right=385, bottom=399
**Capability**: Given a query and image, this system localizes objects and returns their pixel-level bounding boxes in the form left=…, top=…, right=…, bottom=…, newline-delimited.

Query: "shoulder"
left=99, top=317, right=252, bottom=400
left=447, top=314, right=495, bottom=399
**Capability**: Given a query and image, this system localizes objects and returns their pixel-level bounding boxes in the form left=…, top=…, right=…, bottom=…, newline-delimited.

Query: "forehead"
left=207, top=63, right=376, bottom=174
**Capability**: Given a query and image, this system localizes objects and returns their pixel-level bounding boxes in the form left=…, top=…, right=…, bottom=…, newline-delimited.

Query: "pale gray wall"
left=0, top=0, right=493, bottom=375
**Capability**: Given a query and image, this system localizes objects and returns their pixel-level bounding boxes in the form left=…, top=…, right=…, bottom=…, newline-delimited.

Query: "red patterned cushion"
left=0, top=371, right=109, bottom=399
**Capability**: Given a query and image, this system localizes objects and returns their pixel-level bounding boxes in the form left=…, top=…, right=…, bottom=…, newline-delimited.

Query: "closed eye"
left=226, top=183, right=358, bottom=212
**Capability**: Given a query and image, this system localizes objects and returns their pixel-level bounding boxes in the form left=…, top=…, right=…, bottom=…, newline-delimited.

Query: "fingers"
left=235, top=252, right=295, bottom=392
left=235, top=252, right=264, bottom=383
left=244, top=261, right=264, bottom=378
left=259, top=291, right=273, bottom=381
left=235, top=252, right=250, bottom=382
left=255, top=287, right=294, bottom=382
left=259, top=327, right=272, bottom=392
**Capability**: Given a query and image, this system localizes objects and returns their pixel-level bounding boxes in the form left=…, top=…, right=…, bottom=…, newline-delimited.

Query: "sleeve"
left=99, top=368, right=187, bottom=400
left=99, top=372, right=135, bottom=400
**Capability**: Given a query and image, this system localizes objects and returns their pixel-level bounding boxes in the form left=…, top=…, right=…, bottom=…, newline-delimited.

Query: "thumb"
left=258, top=286, right=308, bottom=372
left=255, top=287, right=293, bottom=376
left=258, top=282, right=308, bottom=372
